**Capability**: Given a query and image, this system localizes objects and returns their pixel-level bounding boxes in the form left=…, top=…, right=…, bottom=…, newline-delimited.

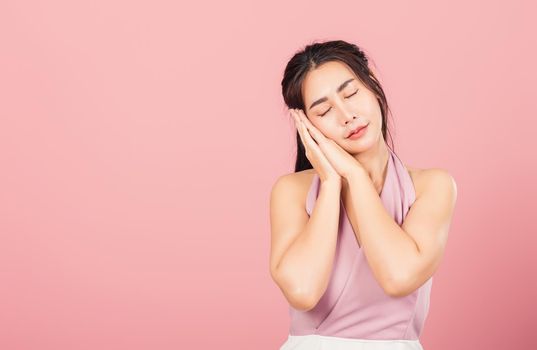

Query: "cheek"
left=375, top=111, right=384, bottom=130
left=315, top=122, right=337, bottom=138
left=363, top=99, right=383, bottom=128
left=360, top=92, right=381, bottom=113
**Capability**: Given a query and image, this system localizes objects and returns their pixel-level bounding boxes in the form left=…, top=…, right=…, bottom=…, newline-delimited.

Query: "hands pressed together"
left=290, top=108, right=364, bottom=183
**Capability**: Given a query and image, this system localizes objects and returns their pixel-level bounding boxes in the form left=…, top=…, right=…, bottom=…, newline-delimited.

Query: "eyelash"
left=319, top=89, right=359, bottom=117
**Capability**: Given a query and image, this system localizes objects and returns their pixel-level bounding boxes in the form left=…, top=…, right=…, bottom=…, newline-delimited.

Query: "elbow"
left=383, top=273, right=411, bottom=298
left=271, top=267, right=319, bottom=311
left=384, top=282, right=405, bottom=298
left=287, top=288, right=318, bottom=311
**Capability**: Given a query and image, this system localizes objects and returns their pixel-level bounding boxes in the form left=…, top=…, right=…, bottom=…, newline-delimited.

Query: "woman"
left=269, top=40, right=457, bottom=349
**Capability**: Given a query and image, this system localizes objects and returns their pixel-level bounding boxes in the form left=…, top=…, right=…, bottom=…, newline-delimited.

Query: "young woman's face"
left=301, top=60, right=383, bottom=152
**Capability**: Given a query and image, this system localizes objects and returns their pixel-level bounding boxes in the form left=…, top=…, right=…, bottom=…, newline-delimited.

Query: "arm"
left=345, top=166, right=457, bottom=297
left=270, top=175, right=342, bottom=311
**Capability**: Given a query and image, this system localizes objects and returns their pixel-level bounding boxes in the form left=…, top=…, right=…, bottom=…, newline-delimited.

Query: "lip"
left=346, top=123, right=368, bottom=138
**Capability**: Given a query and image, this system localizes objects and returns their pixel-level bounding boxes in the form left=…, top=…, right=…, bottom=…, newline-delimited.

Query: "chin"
left=345, top=134, right=376, bottom=152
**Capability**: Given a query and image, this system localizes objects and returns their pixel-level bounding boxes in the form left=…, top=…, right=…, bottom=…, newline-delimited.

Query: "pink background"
left=1, top=1, right=536, bottom=349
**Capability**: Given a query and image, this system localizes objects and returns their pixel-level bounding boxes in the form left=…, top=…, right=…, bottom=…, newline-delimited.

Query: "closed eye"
left=319, top=89, right=359, bottom=117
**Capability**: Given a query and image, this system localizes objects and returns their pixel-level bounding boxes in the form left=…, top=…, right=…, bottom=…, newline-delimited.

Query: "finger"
left=297, top=113, right=322, bottom=154
left=293, top=109, right=317, bottom=152
left=296, top=112, right=338, bottom=166
left=296, top=111, right=311, bottom=142
left=292, top=109, right=307, bottom=148
left=297, top=111, right=322, bottom=147
left=298, top=110, right=327, bottom=144
left=290, top=109, right=300, bottom=130
left=290, top=108, right=298, bottom=122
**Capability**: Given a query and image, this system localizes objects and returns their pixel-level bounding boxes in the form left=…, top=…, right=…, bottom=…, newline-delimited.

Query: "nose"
left=337, top=106, right=357, bottom=125
left=331, top=97, right=357, bottom=125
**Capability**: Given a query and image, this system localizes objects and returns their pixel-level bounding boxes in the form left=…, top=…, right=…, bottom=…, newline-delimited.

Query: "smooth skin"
left=270, top=61, right=457, bottom=311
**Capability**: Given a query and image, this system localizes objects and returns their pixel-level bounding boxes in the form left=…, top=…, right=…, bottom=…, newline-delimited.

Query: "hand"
left=292, top=108, right=364, bottom=180
left=290, top=108, right=340, bottom=184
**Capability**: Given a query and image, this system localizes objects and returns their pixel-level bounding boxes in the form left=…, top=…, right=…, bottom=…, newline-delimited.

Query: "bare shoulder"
left=269, top=168, right=317, bottom=280
left=271, top=168, right=316, bottom=203
left=406, top=165, right=457, bottom=200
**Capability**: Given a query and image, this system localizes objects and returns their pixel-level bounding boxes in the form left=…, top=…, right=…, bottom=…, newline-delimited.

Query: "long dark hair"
left=280, top=40, right=397, bottom=172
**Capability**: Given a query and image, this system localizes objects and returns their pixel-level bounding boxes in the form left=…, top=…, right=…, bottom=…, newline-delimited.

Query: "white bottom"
left=280, top=334, right=424, bottom=350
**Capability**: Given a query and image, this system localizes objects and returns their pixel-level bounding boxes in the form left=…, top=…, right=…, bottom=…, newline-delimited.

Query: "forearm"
left=277, top=179, right=341, bottom=308
left=345, top=167, right=420, bottom=293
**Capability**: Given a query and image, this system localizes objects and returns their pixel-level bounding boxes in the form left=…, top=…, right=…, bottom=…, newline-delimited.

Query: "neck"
left=343, top=140, right=391, bottom=195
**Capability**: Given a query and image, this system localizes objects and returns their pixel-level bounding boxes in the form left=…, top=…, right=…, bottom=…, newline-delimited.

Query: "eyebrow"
left=308, top=78, right=355, bottom=111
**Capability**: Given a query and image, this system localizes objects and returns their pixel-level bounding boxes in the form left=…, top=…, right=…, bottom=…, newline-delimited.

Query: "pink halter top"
left=288, top=147, right=433, bottom=340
